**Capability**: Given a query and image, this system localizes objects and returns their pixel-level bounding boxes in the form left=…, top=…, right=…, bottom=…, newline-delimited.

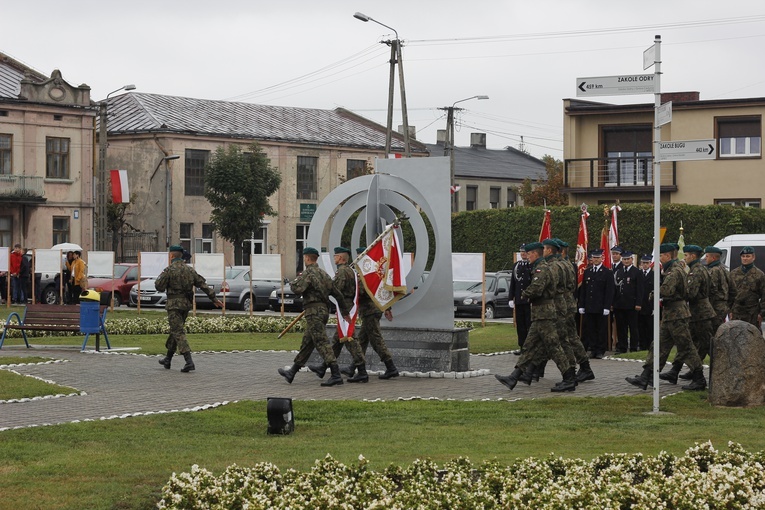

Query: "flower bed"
left=157, top=442, right=765, bottom=509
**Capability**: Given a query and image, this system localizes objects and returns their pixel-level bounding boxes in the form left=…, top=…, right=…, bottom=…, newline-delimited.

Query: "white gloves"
left=603, top=309, right=610, bottom=316
left=509, top=300, right=515, bottom=309
left=578, top=308, right=585, bottom=315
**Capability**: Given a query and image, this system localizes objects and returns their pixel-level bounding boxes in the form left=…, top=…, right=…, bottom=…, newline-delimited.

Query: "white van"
left=713, top=234, right=765, bottom=270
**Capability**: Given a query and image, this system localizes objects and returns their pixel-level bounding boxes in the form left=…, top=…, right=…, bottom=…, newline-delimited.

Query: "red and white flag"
left=450, top=185, right=461, bottom=194
left=608, top=204, right=621, bottom=251
left=538, top=209, right=552, bottom=242
left=334, top=275, right=359, bottom=341
left=600, top=227, right=612, bottom=269
left=387, top=153, right=403, bottom=159
left=110, top=169, right=130, bottom=203
left=575, top=206, right=589, bottom=286
left=356, top=224, right=408, bottom=311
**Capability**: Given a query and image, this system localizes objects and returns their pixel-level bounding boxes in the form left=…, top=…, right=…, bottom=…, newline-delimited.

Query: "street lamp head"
left=452, top=95, right=490, bottom=108
left=164, top=154, right=181, bottom=161
left=353, top=12, right=370, bottom=22
left=123, top=84, right=137, bottom=91
left=476, top=95, right=489, bottom=100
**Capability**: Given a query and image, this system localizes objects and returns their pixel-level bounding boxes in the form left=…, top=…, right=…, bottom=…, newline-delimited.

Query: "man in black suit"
left=637, top=254, right=655, bottom=351
left=509, top=244, right=532, bottom=354
left=613, top=251, right=643, bottom=353
left=577, top=249, right=615, bottom=358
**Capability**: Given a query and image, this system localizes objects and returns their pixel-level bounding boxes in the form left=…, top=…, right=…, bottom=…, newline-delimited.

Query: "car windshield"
left=454, top=281, right=480, bottom=291
left=113, top=264, right=131, bottom=278
left=461, top=276, right=497, bottom=293
left=225, top=268, right=245, bottom=279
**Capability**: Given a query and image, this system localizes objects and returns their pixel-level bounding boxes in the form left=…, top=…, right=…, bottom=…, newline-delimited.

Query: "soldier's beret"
left=672, top=243, right=680, bottom=250
left=622, top=251, right=634, bottom=258
left=303, top=247, right=319, bottom=256
left=591, top=249, right=604, bottom=256
left=660, top=243, right=676, bottom=253
left=740, top=246, right=755, bottom=255
left=519, top=244, right=527, bottom=251
left=557, top=239, right=569, bottom=248
left=610, top=245, right=623, bottom=253
left=168, top=245, right=184, bottom=253
left=640, top=254, right=653, bottom=262
left=524, top=241, right=543, bottom=251
left=684, top=244, right=703, bottom=253
left=704, top=246, right=722, bottom=255
left=334, top=247, right=351, bottom=255
left=542, top=238, right=559, bottom=248
left=356, top=247, right=365, bottom=254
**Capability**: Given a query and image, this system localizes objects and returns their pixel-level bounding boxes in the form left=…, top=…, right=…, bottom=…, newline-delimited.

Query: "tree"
left=204, top=143, right=281, bottom=265
left=106, top=197, right=136, bottom=255
left=515, top=155, right=568, bottom=206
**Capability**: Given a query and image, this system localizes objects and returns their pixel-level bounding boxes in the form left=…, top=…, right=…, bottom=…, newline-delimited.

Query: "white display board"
left=0, top=247, right=8, bottom=272
left=35, top=249, right=64, bottom=274
left=194, top=253, right=225, bottom=280
left=452, top=253, right=485, bottom=282
left=251, top=254, right=282, bottom=280
left=87, top=251, right=115, bottom=277
left=140, top=252, right=170, bottom=278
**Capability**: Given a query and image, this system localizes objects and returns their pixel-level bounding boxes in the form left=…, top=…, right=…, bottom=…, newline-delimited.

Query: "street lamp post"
left=149, top=154, right=182, bottom=248
left=438, top=95, right=489, bottom=212
left=354, top=12, right=411, bottom=157
left=96, top=84, right=136, bottom=251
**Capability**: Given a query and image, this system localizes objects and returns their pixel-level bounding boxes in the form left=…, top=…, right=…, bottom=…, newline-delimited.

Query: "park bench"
left=0, top=304, right=110, bottom=351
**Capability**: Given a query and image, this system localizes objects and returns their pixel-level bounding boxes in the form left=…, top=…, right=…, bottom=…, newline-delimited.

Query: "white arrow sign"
left=657, top=139, right=716, bottom=162
left=576, top=74, right=656, bottom=97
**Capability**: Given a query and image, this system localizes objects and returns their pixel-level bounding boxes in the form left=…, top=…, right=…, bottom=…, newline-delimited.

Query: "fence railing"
left=0, top=175, right=45, bottom=198
left=564, top=158, right=677, bottom=190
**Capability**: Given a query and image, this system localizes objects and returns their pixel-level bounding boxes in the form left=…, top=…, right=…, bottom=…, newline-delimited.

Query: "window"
left=297, top=156, right=317, bottom=199
left=466, top=186, right=477, bottom=211
left=490, top=187, right=500, bottom=209
left=718, top=117, right=761, bottom=158
left=507, top=188, right=516, bottom=208
left=715, top=199, right=761, bottom=208
left=195, top=223, right=214, bottom=253
left=46, top=137, right=69, bottom=178
left=602, top=126, right=652, bottom=186
left=185, top=149, right=209, bottom=196
left=52, top=216, right=69, bottom=245
left=0, top=216, right=11, bottom=247
left=0, top=134, right=10, bottom=174
left=241, top=225, right=268, bottom=265
left=296, top=224, right=310, bottom=273
left=346, top=159, right=367, bottom=180
left=180, top=223, right=193, bottom=253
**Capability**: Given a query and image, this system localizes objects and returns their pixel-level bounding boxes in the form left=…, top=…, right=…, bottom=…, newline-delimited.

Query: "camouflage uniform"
left=292, top=262, right=348, bottom=367
left=684, top=259, right=716, bottom=360
left=155, top=258, right=217, bottom=355
left=707, top=260, right=735, bottom=333
left=330, top=262, right=365, bottom=367
left=356, top=290, right=393, bottom=363
left=729, top=264, right=765, bottom=327
left=552, top=255, right=589, bottom=365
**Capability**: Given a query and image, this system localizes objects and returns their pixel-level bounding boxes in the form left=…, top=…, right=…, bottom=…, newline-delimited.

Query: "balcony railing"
left=0, top=175, right=46, bottom=199
left=563, top=157, right=677, bottom=192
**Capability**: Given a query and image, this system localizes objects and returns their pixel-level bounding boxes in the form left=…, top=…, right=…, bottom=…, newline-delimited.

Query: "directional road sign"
left=657, top=101, right=672, bottom=127
left=576, top=74, right=656, bottom=97
left=657, top=139, right=716, bottom=162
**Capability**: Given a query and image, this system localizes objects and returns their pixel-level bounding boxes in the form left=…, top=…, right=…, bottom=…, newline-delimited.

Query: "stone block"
left=709, top=320, right=765, bottom=407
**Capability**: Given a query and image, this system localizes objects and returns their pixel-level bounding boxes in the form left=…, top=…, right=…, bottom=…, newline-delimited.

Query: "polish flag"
left=538, top=209, right=552, bottom=242
left=334, top=274, right=359, bottom=341
left=575, top=206, right=589, bottom=286
left=387, top=153, right=403, bottom=159
left=450, top=185, right=461, bottom=194
left=110, top=169, right=130, bottom=203
left=356, top=224, right=408, bottom=311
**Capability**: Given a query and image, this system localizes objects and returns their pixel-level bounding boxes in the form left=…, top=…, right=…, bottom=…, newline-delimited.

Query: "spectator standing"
left=9, top=244, right=22, bottom=304
left=18, top=248, right=30, bottom=304
left=69, top=251, right=87, bottom=303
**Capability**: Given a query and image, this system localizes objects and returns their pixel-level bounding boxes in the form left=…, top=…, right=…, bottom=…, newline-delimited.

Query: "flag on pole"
left=538, top=209, right=552, bottom=241
left=575, top=205, right=589, bottom=286
left=608, top=204, right=621, bottom=251
left=600, top=227, right=612, bottom=269
left=110, top=169, right=130, bottom=203
left=450, top=185, right=461, bottom=194
left=356, top=224, right=408, bottom=311
left=677, top=221, right=685, bottom=259
left=334, top=275, right=359, bottom=341
left=387, top=153, right=403, bottom=159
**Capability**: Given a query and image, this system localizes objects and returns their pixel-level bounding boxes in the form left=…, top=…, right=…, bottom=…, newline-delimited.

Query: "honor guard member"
left=309, top=247, right=369, bottom=383
left=155, top=245, right=223, bottom=372
left=509, top=244, right=532, bottom=354
left=494, top=242, right=576, bottom=392
left=729, top=246, right=765, bottom=327
left=278, top=247, right=351, bottom=387
left=577, top=249, right=615, bottom=359
left=626, top=243, right=706, bottom=391
left=660, top=245, right=716, bottom=384
left=636, top=254, right=655, bottom=351
left=703, top=246, right=735, bottom=333
left=610, top=245, right=624, bottom=274
left=613, top=251, right=643, bottom=354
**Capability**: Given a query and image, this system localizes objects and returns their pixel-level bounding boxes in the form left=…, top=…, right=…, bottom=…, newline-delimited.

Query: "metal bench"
left=0, top=304, right=110, bottom=351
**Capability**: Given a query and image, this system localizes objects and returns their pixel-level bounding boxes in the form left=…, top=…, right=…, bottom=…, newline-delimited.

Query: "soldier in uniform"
left=703, top=246, right=735, bottom=334
left=155, top=245, right=223, bottom=372
left=636, top=254, right=655, bottom=351
left=278, top=247, right=351, bottom=387
left=308, top=247, right=369, bottom=383
left=508, top=244, right=532, bottom=354
left=729, top=246, right=765, bottom=327
left=626, top=243, right=706, bottom=391
left=495, top=242, right=576, bottom=392
left=613, top=251, right=643, bottom=354
left=577, top=249, right=614, bottom=359
left=660, top=245, right=716, bottom=384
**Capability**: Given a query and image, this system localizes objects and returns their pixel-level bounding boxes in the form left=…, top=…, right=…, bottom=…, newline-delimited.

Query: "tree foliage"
left=204, top=143, right=281, bottom=264
left=516, top=155, right=568, bottom=206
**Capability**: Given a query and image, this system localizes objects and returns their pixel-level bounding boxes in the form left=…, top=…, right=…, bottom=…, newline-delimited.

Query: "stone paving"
left=0, top=344, right=694, bottom=431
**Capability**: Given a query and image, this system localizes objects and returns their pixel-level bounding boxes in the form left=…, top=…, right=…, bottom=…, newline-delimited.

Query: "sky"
left=3, top=0, right=765, bottom=160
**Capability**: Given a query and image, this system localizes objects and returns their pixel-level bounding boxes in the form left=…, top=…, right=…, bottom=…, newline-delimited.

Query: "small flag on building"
left=110, top=169, right=130, bottom=203
left=387, top=153, right=403, bottom=159
left=450, top=185, right=461, bottom=194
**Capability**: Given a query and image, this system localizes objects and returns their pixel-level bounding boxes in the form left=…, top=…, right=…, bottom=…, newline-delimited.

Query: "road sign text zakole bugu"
left=657, top=139, right=716, bottom=162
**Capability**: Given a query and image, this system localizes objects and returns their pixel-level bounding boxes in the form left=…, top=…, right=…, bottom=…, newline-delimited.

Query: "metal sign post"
left=650, top=35, right=662, bottom=414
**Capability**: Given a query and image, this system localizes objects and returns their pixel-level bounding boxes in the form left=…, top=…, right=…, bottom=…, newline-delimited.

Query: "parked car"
left=88, top=264, right=142, bottom=306
left=453, top=272, right=512, bottom=319
left=128, top=278, right=167, bottom=307
left=269, top=283, right=303, bottom=312
left=195, top=266, right=284, bottom=311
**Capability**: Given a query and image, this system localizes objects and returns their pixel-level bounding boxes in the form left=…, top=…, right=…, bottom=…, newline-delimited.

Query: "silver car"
left=128, top=278, right=167, bottom=307
left=195, top=266, right=283, bottom=311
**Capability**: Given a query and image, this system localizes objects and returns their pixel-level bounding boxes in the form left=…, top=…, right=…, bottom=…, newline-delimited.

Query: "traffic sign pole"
left=652, top=35, right=662, bottom=414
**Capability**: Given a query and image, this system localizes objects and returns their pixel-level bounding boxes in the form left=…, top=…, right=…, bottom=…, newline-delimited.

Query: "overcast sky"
left=3, top=0, right=765, bottom=159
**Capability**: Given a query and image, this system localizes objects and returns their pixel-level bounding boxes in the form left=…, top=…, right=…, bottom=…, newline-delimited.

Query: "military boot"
left=533, top=360, right=548, bottom=382
left=626, top=367, right=652, bottom=390
left=495, top=367, right=524, bottom=391
left=379, top=359, right=400, bottom=380
left=518, top=363, right=537, bottom=385
left=158, top=350, right=173, bottom=369
left=681, top=368, right=707, bottom=391
left=308, top=363, right=328, bottom=378
left=678, top=369, right=694, bottom=380
left=340, top=364, right=356, bottom=377
left=659, top=361, right=683, bottom=384
left=278, top=364, right=300, bottom=384
left=551, top=367, right=577, bottom=392
left=321, top=363, right=344, bottom=386
left=575, top=360, right=595, bottom=382
left=348, top=364, right=369, bottom=383
left=180, top=352, right=195, bottom=373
